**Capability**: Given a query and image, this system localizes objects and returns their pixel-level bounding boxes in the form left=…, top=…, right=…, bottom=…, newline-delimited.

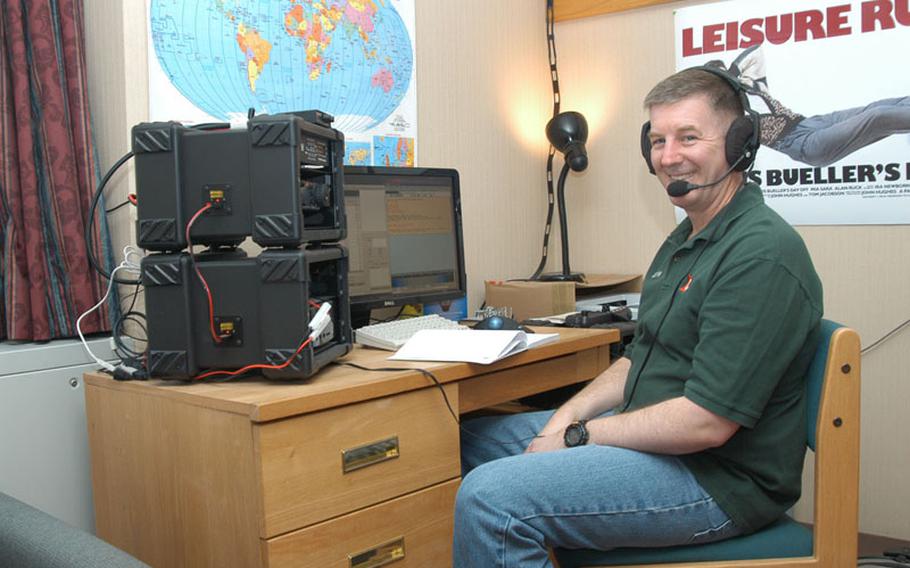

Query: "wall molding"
left=554, top=0, right=682, bottom=21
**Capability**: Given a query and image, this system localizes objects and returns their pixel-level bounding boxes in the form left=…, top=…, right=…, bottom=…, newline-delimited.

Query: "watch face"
left=564, top=421, right=588, bottom=447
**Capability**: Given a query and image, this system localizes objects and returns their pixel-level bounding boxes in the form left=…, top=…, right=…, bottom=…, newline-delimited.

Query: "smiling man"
left=452, top=68, right=824, bottom=568
left=649, top=93, right=743, bottom=234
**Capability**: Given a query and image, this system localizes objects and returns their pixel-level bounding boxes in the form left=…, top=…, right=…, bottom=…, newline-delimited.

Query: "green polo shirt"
left=623, top=183, right=822, bottom=534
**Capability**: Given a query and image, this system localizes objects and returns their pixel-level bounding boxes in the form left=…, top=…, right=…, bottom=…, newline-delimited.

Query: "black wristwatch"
left=563, top=420, right=589, bottom=447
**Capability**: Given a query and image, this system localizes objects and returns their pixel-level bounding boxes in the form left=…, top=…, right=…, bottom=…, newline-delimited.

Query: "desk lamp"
left=539, top=111, right=588, bottom=282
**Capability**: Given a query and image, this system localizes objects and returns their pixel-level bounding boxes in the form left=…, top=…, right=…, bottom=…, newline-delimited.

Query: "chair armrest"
left=0, top=492, right=148, bottom=568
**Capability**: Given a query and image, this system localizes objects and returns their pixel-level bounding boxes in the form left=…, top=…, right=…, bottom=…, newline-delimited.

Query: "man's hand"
left=522, top=357, right=631, bottom=455
left=524, top=413, right=573, bottom=454
left=525, top=430, right=566, bottom=454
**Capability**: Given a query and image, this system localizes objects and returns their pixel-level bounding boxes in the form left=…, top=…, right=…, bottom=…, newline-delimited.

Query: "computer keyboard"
left=355, top=314, right=469, bottom=351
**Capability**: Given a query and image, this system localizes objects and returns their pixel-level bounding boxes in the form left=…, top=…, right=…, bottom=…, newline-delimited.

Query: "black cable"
left=114, top=325, right=144, bottom=357
left=371, top=306, right=407, bottom=324
left=120, top=281, right=142, bottom=315
left=861, top=316, right=910, bottom=355
left=618, top=215, right=720, bottom=413
left=114, top=312, right=148, bottom=362
left=334, top=361, right=539, bottom=448
left=85, top=150, right=137, bottom=284
left=102, top=309, right=149, bottom=381
left=112, top=303, right=147, bottom=366
left=109, top=274, right=145, bottom=365
left=105, top=199, right=131, bottom=214
left=530, top=0, right=561, bottom=280
left=336, top=360, right=458, bottom=417
left=88, top=122, right=230, bottom=286
left=111, top=238, right=145, bottom=367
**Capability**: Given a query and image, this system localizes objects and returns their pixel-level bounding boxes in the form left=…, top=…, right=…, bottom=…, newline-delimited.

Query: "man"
left=453, top=67, right=823, bottom=567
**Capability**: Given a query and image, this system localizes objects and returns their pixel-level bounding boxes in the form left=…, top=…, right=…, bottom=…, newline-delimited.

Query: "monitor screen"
left=342, top=166, right=466, bottom=324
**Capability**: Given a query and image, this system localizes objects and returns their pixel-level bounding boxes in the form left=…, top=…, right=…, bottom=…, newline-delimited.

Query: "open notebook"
left=389, top=329, right=559, bottom=365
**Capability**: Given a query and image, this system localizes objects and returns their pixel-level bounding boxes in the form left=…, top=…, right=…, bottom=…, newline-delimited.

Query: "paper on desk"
left=388, top=329, right=559, bottom=365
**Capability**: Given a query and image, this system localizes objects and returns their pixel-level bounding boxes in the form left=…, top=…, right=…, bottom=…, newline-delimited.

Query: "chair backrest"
left=809, top=319, right=861, bottom=566
left=806, top=319, right=842, bottom=451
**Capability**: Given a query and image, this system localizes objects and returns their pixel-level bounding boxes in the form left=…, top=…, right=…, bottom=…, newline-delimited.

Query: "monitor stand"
left=350, top=305, right=373, bottom=330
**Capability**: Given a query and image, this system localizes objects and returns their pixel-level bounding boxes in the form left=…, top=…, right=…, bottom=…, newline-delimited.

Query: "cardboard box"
left=484, top=280, right=575, bottom=323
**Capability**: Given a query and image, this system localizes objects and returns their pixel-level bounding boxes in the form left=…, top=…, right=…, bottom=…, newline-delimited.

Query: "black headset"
left=639, top=65, right=760, bottom=175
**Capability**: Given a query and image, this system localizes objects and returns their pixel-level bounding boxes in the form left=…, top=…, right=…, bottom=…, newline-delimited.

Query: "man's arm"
left=526, top=357, right=630, bottom=452
left=585, top=396, right=740, bottom=455
left=557, top=356, right=631, bottom=420
left=526, top=356, right=740, bottom=454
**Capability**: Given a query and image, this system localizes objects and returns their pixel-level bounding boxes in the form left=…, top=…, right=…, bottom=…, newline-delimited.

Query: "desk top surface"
left=84, top=327, right=617, bottom=422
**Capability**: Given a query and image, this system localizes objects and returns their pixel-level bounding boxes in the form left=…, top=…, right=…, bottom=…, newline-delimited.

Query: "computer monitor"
left=342, top=166, right=467, bottom=327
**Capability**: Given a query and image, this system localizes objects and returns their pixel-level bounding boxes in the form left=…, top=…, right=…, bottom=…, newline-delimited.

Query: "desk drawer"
left=265, top=479, right=458, bottom=568
left=256, top=385, right=459, bottom=537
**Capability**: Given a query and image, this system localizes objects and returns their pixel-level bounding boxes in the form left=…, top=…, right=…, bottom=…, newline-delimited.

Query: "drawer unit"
left=256, top=384, right=460, bottom=536
left=84, top=328, right=616, bottom=567
left=86, top=378, right=460, bottom=568
left=265, top=479, right=459, bottom=568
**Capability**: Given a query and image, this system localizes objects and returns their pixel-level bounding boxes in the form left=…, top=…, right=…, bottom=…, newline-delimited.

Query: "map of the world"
left=148, top=0, right=415, bottom=141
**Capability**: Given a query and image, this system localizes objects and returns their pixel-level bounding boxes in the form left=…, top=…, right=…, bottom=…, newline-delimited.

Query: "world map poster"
left=146, top=0, right=417, bottom=167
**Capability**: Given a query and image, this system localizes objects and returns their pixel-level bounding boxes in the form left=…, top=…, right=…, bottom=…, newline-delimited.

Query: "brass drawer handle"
left=341, top=436, right=400, bottom=473
left=349, top=536, right=405, bottom=568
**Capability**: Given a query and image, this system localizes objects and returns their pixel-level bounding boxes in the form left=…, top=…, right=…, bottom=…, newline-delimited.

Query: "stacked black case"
left=133, top=113, right=346, bottom=249
left=134, top=112, right=352, bottom=380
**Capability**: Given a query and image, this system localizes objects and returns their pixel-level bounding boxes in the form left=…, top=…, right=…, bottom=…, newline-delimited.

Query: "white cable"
left=77, top=246, right=143, bottom=372
left=308, top=301, right=333, bottom=340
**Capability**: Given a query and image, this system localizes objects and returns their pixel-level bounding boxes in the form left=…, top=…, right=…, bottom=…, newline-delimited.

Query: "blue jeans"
left=454, top=411, right=741, bottom=568
left=774, top=96, right=910, bottom=166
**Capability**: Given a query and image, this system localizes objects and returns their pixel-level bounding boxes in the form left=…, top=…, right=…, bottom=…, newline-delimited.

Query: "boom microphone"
left=665, top=154, right=745, bottom=197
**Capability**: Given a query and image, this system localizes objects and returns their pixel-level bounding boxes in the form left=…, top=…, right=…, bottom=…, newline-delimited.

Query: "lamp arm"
left=555, top=161, right=572, bottom=276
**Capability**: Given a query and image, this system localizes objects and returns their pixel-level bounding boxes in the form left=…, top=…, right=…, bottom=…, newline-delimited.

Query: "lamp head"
left=546, top=111, right=589, bottom=172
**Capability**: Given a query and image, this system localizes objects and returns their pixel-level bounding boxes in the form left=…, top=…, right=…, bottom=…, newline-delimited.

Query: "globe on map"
left=149, top=0, right=413, bottom=133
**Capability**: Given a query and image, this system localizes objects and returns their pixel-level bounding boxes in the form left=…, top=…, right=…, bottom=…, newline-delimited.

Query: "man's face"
left=648, top=94, right=737, bottom=209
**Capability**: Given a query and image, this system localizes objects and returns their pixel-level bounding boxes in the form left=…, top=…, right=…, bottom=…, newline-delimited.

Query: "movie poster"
left=675, top=0, right=910, bottom=225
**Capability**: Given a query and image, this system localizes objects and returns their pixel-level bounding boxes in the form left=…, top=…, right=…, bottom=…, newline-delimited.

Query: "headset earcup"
left=640, top=121, right=655, bottom=175
left=725, top=116, right=757, bottom=171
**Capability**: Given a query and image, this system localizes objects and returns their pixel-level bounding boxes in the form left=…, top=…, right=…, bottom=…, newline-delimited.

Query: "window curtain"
left=0, top=0, right=113, bottom=341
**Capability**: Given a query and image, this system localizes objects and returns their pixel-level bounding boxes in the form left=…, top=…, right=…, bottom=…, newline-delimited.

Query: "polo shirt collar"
left=667, top=183, right=764, bottom=247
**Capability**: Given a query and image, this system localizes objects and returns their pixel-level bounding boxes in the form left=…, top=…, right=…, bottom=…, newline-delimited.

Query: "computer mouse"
left=474, top=315, right=522, bottom=331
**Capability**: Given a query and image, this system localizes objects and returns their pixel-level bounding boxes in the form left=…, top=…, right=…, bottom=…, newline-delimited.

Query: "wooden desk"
left=84, top=327, right=617, bottom=568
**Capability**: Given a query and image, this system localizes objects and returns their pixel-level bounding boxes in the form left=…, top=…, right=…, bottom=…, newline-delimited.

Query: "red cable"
left=185, top=203, right=222, bottom=344
left=185, top=205, right=318, bottom=381
left=194, top=336, right=313, bottom=380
